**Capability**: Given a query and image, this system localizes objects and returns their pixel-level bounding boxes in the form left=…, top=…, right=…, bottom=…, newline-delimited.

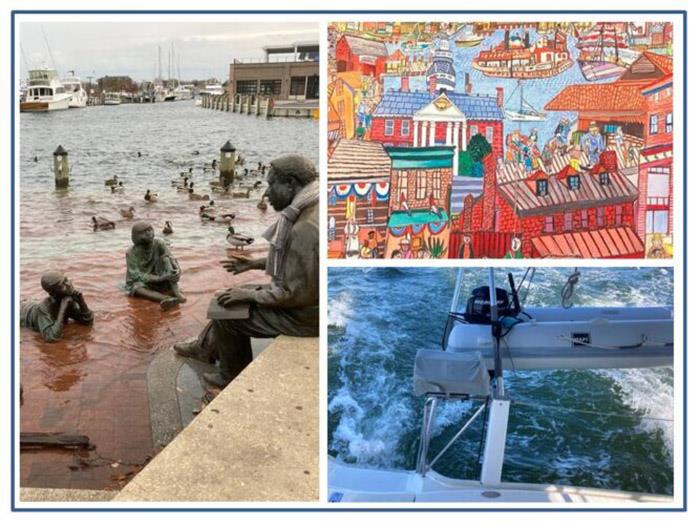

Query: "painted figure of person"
left=20, top=271, right=94, bottom=343
left=580, top=121, right=606, bottom=166
left=173, top=155, right=319, bottom=388
left=505, top=236, right=524, bottom=259
left=126, top=222, right=186, bottom=310
left=366, top=230, right=379, bottom=258
left=344, top=217, right=360, bottom=258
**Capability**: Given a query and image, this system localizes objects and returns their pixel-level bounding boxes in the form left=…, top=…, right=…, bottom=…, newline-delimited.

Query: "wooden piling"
left=53, top=145, right=69, bottom=189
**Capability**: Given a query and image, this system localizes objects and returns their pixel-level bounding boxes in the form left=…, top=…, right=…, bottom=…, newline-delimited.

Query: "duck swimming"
left=111, top=182, right=125, bottom=194
left=144, top=189, right=158, bottom=203
left=226, top=226, right=254, bottom=249
left=201, top=212, right=236, bottom=225
left=105, top=175, right=119, bottom=187
left=162, top=221, right=173, bottom=235
left=92, top=216, right=116, bottom=230
left=120, top=206, right=136, bottom=219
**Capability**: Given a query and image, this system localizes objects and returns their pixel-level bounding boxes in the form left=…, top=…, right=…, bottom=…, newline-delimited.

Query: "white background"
left=0, top=0, right=696, bottom=523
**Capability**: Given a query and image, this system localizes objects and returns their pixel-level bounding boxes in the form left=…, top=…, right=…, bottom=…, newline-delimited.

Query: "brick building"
left=637, top=74, right=673, bottom=256
left=369, top=88, right=504, bottom=171
left=461, top=151, right=644, bottom=258
left=384, top=146, right=454, bottom=258
left=335, top=35, right=388, bottom=79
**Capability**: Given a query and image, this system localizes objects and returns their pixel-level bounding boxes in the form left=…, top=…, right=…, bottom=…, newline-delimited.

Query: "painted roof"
left=341, top=35, right=388, bottom=57
left=374, top=90, right=503, bottom=120
left=531, top=226, right=644, bottom=258
left=328, top=139, right=391, bottom=182
left=545, top=84, right=646, bottom=113
left=385, top=146, right=454, bottom=169
left=498, top=153, right=637, bottom=215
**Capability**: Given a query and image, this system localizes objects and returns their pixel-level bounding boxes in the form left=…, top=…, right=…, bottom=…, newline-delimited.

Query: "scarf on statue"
left=262, top=180, right=319, bottom=279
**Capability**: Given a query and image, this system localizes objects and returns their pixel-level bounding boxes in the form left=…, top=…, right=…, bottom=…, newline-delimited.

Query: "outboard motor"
left=464, top=286, right=514, bottom=325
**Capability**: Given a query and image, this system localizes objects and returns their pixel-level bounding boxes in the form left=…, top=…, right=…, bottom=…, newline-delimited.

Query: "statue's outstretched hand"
left=216, top=287, right=252, bottom=307
left=220, top=255, right=252, bottom=275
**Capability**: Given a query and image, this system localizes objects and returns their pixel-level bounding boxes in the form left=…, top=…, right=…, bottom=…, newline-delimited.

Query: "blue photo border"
left=10, top=9, right=687, bottom=512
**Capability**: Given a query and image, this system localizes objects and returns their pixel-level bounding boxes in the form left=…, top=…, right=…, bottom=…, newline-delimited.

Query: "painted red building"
left=369, top=88, right=504, bottom=168
left=456, top=151, right=644, bottom=258
left=637, top=74, right=673, bottom=257
left=335, top=35, right=388, bottom=79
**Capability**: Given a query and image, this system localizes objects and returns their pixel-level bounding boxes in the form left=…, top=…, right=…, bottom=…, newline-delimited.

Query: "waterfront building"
left=335, top=35, right=388, bottom=79
left=228, top=41, right=319, bottom=101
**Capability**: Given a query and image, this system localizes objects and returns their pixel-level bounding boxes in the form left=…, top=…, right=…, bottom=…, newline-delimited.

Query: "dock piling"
left=53, top=145, right=70, bottom=189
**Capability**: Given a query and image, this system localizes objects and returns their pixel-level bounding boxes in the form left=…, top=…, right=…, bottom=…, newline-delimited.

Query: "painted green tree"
left=458, top=133, right=492, bottom=177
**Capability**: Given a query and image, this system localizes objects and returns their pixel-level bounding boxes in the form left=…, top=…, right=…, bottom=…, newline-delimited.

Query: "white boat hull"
left=504, top=109, right=546, bottom=122
left=20, top=94, right=72, bottom=112
left=329, top=458, right=673, bottom=504
left=446, top=307, right=673, bottom=370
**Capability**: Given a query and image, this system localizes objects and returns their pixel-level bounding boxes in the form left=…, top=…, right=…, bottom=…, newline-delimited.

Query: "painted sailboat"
left=455, top=25, right=485, bottom=48
left=329, top=268, right=673, bottom=503
left=577, top=22, right=641, bottom=82
left=503, top=80, right=546, bottom=122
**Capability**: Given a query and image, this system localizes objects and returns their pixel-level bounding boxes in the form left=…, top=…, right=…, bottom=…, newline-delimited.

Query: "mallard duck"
left=189, top=189, right=210, bottom=201
left=179, top=167, right=193, bottom=177
left=226, top=226, right=254, bottom=249
left=105, top=175, right=119, bottom=187
left=144, top=189, right=158, bottom=203
left=162, top=221, right=173, bottom=235
left=199, top=202, right=216, bottom=216
left=92, top=216, right=115, bottom=230
left=231, top=188, right=251, bottom=199
left=111, top=182, right=125, bottom=194
left=120, top=206, right=136, bottom=219
left=201, top=212, right=235, bottom=224
left=175, top=177, right=190, bottom=190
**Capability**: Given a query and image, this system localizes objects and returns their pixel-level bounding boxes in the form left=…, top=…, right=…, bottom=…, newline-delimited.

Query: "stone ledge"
left=115, top=335, right=318, bottom=502
left=20, top=488, right=116, bottom=502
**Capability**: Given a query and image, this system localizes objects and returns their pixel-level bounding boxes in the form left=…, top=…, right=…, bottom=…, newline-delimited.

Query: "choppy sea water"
left=328, top=267, right=674, bottom=495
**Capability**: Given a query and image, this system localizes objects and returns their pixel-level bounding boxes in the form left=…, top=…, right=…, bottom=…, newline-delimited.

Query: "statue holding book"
left=173, top=155, right=319, bottom=388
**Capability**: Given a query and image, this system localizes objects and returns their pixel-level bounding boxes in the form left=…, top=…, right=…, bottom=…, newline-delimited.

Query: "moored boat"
left=576, top=23, right=640, bottom=82
left=20, top=67, right=72, bottom=112
left=61, top=71, right=88, bottom=108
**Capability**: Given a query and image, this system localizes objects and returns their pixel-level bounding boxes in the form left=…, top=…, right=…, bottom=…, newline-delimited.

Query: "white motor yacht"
left=20, top=67, right=72, bottom=112
left=61, top=72, right=88, bottom=108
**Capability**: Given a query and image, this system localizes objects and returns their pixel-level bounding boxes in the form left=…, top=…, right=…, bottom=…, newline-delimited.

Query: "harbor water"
left=328, top=267, right=674, bottom=495
left=19, top=100, right=318, bottom=489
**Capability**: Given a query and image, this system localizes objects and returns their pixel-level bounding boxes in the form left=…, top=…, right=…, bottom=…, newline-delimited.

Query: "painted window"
left=564, top=212, right=573, bottom=231
left=649, top=114, right=659, bottom=135
left=646, top=210, right=669, bottom=234
left=385, top=119, right=394, bottom=136
left=615, top=205, right=623, bottom=226
left=666, top=112, right=673, bottom=133
left=567, top=175, right=580, bottom=190
left=599, top=172, right=610, bottom=185
left=431, top=172, right=442, bottom=200
left=416, top=173, right=428, bottom=199
left=401, top=120, right=410, bottom=136
left=648, top=167, right=671, bottom=202
left=470, top=125, right=479, bottom=138
left=366, top=208, right=375, bottom=223
left=485, top=126, right=493, bottom=143
left=580, top=210, right=588, bottom=229
left=596, top=207, right=605, bottom=227
left=544, top=216, right=554, bottom=233
left=328, top=216, right=336, bottom=241
left=398, top=173, right=408, bottom=199
left=536, top=179, right=548, bottom=196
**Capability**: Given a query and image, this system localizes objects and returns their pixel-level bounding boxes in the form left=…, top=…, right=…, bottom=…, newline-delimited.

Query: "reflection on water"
left=19, top=101, right=318, bottom=489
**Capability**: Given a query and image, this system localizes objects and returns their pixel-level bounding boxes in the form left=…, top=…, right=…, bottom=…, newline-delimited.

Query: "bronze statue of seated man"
left=173, top=155, right=319, bottom=389
left=20, top=271, right=94, bottom=343
left=126, top=222, right=186, bottom=310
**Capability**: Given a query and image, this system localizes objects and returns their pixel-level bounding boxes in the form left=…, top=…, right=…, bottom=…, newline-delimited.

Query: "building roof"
left=341, top=35, right=388, bottom=57
left=531, top=226, right=644, bottom=258
left=328, top=139, right=391, bottom=182
left=374, top=90, right=503, bottom=120
left=544, top=83, right=646, bottom=113
left=385, top=146, right=454, bottom=169
left=498, top=153, right=637, bottom=215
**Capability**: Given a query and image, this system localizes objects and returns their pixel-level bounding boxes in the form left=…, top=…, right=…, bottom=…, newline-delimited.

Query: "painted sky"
left=19, top=21, right=319, bottom=82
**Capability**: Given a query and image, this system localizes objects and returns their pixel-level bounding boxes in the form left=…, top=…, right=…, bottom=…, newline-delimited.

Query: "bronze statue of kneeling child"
left=126, top=222, right=186, bottom=310
left=20, top=271, right=94, bottom=343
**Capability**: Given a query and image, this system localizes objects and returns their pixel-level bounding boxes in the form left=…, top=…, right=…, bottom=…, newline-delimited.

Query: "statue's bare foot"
left=160, top=297, right=180, bottom=311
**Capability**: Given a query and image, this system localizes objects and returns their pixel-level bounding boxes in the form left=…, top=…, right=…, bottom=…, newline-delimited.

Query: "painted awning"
left=531, top=226, right=644, bottom=258
left=640, top=144, right=672, bottom=165
left=388, top=209, right=449, bottom=237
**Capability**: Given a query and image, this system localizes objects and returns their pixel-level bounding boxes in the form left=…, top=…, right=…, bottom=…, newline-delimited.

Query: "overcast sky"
left=19, top=21, right=319, bottom=82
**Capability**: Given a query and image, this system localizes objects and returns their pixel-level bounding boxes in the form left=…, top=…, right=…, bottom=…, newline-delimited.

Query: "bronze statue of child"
left=126, top=222, right=186, bottom=310
left=20, top=271, right=94, bottom=342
